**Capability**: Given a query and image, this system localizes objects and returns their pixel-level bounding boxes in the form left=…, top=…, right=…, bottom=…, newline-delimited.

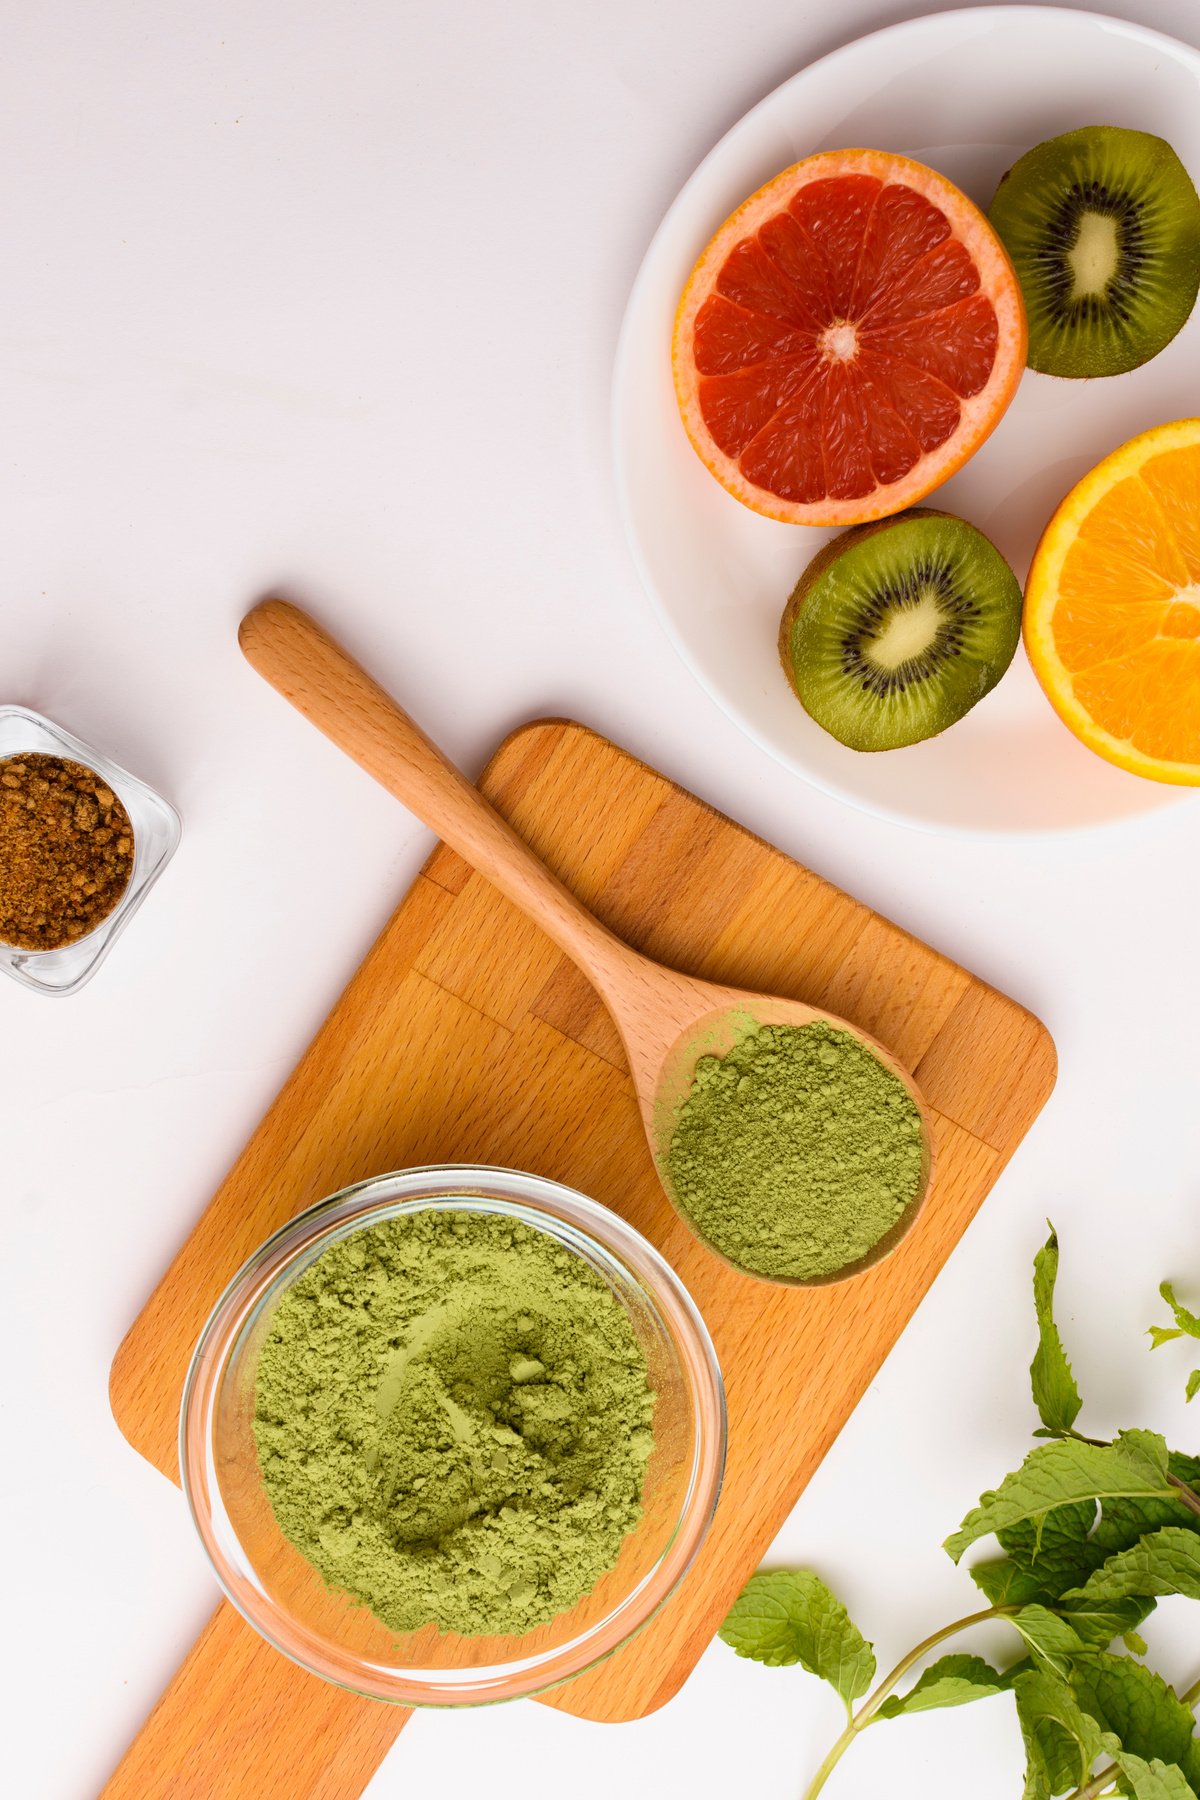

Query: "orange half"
left=1024, top=419, right=1200, bottom=785
left=672, top=149, right=1027, bottom=527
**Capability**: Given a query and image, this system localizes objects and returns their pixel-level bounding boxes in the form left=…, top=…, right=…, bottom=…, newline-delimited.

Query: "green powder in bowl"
left=252, top=1208, right=657, bottom=1638
left=666, top=1020, right=926, bottom=1282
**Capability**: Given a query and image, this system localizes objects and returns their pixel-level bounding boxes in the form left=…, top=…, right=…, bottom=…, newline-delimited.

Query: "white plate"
left=613, top=5, right=1200, bottom=834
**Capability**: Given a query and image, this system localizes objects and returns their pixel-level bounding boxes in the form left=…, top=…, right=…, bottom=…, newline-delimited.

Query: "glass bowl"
left=180, top=1166, right=727, bottom=1706
left=0, top=705, right=181, bottom=996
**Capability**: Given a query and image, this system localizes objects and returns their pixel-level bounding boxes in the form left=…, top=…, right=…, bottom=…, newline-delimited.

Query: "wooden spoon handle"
left=239, top=599, right=629, bottom=988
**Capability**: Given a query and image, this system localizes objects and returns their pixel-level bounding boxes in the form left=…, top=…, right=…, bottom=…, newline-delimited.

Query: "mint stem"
left=801, top=1607, right=1010, bottom=1800
left=1059, top=1672, right=1200, bottom=1800
left=1166, top=1472, right=1200, bottom=1519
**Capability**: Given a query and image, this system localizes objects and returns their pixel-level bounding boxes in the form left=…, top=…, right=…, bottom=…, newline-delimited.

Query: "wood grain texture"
left=107, top=718, right=1056, bottom=1795
left=98, top=1600, right=409, bottom=1800
left=236, top=598, right=937, bottom=1259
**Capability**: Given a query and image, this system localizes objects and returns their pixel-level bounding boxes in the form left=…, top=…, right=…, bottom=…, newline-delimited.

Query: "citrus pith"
left=673, top=149, right=1027, bottom=526
left=1024, top=418, right=1200, bottom=784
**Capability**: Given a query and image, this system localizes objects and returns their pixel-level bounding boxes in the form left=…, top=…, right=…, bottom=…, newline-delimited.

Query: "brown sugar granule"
left=0, top=754, right=134, bottom=950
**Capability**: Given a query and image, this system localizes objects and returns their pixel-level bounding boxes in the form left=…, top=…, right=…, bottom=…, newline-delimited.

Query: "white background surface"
left=3, top=3, right=1200, bottom=1796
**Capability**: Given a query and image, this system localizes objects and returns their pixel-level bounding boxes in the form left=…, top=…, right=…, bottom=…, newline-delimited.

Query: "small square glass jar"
left=0, top=705, right=181, bottom=996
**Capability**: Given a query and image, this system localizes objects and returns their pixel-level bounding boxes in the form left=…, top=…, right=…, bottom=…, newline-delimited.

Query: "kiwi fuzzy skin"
left=778, top=507, right=947, bottom=705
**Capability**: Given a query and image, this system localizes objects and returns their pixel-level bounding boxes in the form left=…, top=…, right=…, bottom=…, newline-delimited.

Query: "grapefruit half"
left=673, top=149, right=1027, bottom=527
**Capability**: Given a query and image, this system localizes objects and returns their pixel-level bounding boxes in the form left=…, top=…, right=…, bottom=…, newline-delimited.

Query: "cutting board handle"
left=240, top=599, right=632, bottom=998
left=100, top=1600, right=408, bottom=1799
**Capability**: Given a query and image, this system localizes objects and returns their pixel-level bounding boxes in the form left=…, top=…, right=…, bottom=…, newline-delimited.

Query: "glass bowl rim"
left=180, top=1163, right=727, bottom=1706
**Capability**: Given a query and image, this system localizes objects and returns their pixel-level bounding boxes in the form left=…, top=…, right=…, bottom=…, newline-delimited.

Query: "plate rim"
left=611, top=2, right=1200, bottom=840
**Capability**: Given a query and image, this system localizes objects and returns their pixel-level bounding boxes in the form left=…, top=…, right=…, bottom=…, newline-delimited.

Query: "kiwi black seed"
left=779, top=510, right=1023, bottom=752
left=988, top=125, right=1200, bottom=378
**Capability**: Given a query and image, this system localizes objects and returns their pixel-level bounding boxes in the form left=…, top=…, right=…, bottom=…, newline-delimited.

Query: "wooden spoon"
left=239, top=599, right=934, bottom=1286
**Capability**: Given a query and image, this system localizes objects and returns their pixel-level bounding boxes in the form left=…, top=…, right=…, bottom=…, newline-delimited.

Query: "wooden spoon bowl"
left=239, top=600, right=934, bottom=1286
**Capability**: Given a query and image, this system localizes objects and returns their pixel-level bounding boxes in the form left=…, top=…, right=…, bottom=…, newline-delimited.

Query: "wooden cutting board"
left=105, top=719, right=1055, bottom=1800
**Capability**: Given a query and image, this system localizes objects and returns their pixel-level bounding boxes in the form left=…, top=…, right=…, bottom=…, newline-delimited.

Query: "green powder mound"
left=666, top=1021, right=925, bottom=1281
left=253, top=1210, right=656, bottom=1638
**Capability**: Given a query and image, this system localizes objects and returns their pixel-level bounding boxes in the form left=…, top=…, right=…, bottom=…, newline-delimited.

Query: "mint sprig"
left=944, top=1433, right=1175, bottom=1564
left=1113, top=1754, right=1198, bottom=1800
left=1150, top=1281, right=1200, bottom=1404
left=1061, top=1526, right=1200, bottom=1611
left=719, top=1226, right=1200, bottom=1799
left=719, top=1570, right=874, bottom=1710
left=875, top=1653, right=1007, bottom=1718
left=1032, top=1225, right=1082, bottom=1435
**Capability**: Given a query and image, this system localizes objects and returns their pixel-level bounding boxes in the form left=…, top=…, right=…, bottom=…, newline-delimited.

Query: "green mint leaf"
left=1151, top=1281, right=1200, bottom=1389
left=1031, top=1226, right=1082, bottom=1435
left=970, top=1557, right=1047, bottom=1607
left=876, top=1654, right=1007, bottom=1720
left=1019, top=1730, right=1055, bottom=1800
left=1045, top=1524, right=1200, bottom=1646
left=998, top=1500, right=1105, bottom=1598
left=1091, top=1452, right=1200, bottom=1558
left=1069, top=1651, right=1200, bottom=1781
left=1012, top=1668, right=1112, bottom=1799
left=1150, top=1285, right=1200, bottom=1408
left=1115, top=1430, right=1175, bottom=1479
left=1058, top=1592, right=1152, bottom=1649
left=1113, top=1752, right=1199, bottom=1800
left=718, top=1570, right=875, bottom=1707
left=1010, top=1605, right=1086, bottom=1679
left=1123, top=1630, right=1150, bottom=1657
left=945, top=1435, right=1173, bottom=1564
left=1014, top=1693, right=1056, bottom=1800
left=1062, top=1526, right=1200, bottom=1612
left=1160, top=1283, right=1200, bottom=1339
left=1173, top=1452, right=1200, bottom=1488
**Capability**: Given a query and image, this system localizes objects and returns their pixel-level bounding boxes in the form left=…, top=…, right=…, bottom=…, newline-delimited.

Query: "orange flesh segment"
left=692, top=175, right=999, bottom=504
left=1142, top=448, right=1200, bottom=581
left=1054, top=477, right=1190, bottom=673
left=1074, top=641, right=1200, bottom=761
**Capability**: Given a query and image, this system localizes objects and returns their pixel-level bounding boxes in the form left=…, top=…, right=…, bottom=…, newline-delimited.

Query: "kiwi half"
left=779, top=510, right=1022, bottom=752
left=989, top=125, right=1200, bottom=377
